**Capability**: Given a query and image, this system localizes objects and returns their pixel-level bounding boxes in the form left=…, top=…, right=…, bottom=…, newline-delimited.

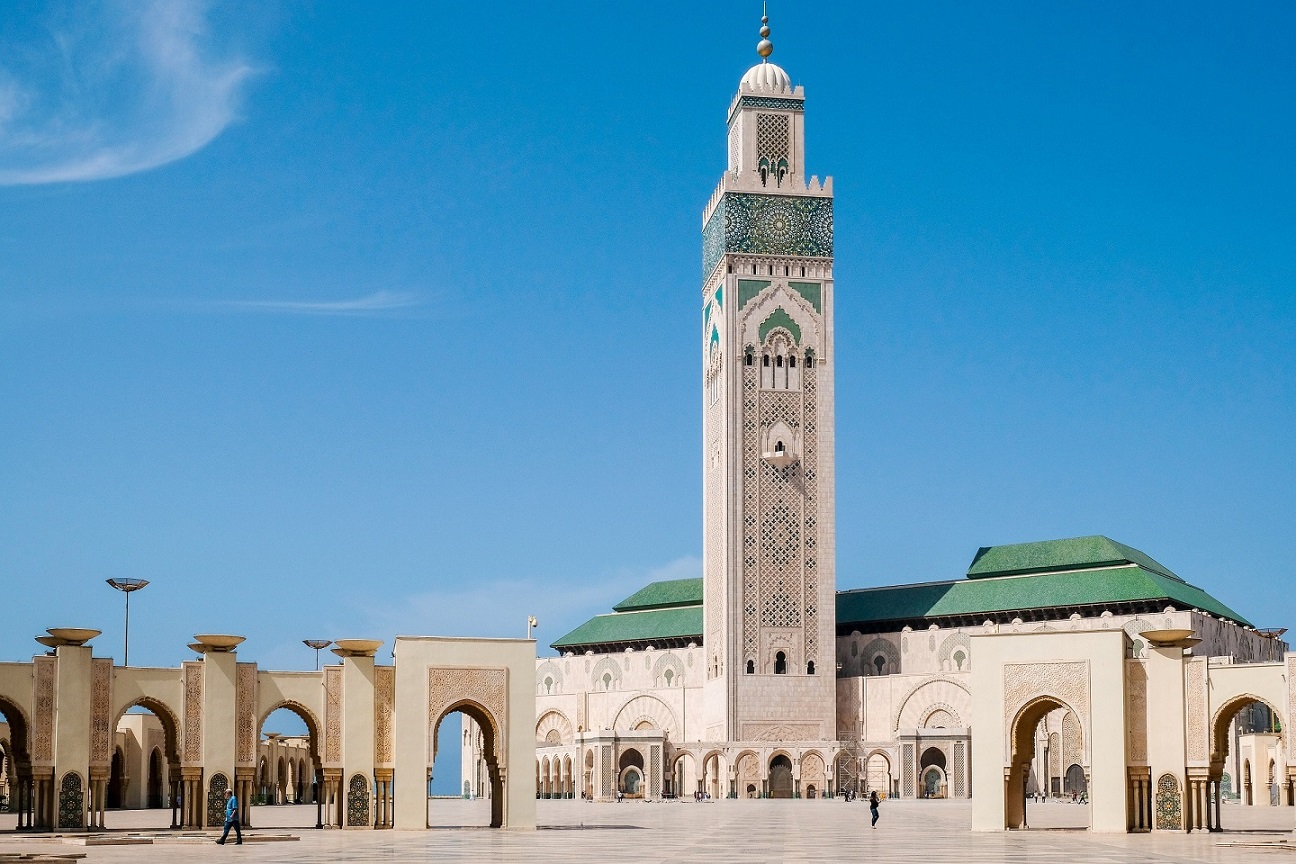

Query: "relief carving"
left=374, top=665, right=395, bottom=765
left=1002, top=661, right=1089, bottom=760
left=1185, top=658, right=1207, bottom=762
left=1127, top=660, right=1148, bottom=763
left=740, top=721, right=821, bottom=742
left=324, top=666, right=342, bottom=764
left=183, top=662, right=203, bottom=763
left=90, top=658, right=112, bottom=767
left=1288, top=656, right=1296, bottom=762
left=235, top=663, right=257, bottom=766
left=428, top=667, right=508, bottom=761
left=33, top=656, right=55, bottom=764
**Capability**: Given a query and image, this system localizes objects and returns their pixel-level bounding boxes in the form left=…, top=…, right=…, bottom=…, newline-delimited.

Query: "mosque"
left=462, top=13, right=1295, bottom=829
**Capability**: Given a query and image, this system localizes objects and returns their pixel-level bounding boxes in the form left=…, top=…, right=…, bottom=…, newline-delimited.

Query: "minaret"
left=700, top=11, right=836, bottom=746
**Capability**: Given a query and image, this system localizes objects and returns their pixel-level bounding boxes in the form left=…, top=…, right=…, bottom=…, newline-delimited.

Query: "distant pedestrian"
left=869, top=790, right=880, bottom=829
left=215, top=789, right=242, bottom=845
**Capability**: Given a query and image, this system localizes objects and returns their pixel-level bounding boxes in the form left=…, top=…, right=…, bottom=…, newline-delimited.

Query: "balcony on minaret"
left=756, top=422, right=798, bottom=468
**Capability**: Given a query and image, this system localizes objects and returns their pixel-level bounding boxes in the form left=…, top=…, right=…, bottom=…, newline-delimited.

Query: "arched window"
left=788, top=356, right=796, bottom=368
left=746, top=659, right=755, bottom=674
left=774, top=652, right=787, bottom=675
left=873, top=655, right=886, bottom=676
left=806, top=661, right=816, bottom=675
left=804, top=350, right=814, bottom=369
left=745, top=350, right=753, bottom=366
left=762, top=355, right=770, bottom=368
left=775, top=355, right=783, bottom=368
left=774, top=441, right=784, bottom=455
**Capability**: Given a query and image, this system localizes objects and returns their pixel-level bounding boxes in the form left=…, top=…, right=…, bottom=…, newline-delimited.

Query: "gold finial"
left=757, top=3, right=773, bottom=60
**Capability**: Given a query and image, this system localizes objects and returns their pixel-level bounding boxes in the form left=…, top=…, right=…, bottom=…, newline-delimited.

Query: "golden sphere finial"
left=757, top=7, right=773, bottom=59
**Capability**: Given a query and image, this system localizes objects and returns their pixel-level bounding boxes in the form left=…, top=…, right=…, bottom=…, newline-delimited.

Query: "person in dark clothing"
left=216, top=789, right=242, bottom=845
left=869, top=790, right=880, bottom=828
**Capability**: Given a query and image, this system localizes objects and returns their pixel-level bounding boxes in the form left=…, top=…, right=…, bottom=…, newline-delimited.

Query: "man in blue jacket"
left=216, top=789, right=243, bottom=845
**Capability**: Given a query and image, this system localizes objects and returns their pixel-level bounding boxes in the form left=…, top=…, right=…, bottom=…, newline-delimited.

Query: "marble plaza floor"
left=0, top=799, right=1293, bottom=863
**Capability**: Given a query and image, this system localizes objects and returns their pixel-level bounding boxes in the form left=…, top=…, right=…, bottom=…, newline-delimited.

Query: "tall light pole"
left=527, top=616, right=538, bottom=639
left=303, top=640, right=332, bottom=671
left=106, top=579, right=149, bottom=666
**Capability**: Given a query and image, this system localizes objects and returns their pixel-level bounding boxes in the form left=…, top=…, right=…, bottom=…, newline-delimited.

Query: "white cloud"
left=362, top=556, right=703, bottom=648
left=0, top=0, right=252, bottom=185
left=221, top=290, right=423, bottom=315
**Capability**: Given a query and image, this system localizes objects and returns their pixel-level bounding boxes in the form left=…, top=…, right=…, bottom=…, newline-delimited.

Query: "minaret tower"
left=700, top=11, right=836, bottom=746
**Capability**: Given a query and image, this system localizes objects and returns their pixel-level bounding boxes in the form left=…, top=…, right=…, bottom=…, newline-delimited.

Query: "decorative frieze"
left=235, top=663, right=257, bottom=766
left=32, top=656, right=55, bottom=764
left=428, top=666, right=508, bottom=757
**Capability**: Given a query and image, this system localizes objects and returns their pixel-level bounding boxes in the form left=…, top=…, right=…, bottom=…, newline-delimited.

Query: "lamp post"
left=527, top=616, right=538, bottom=639
left=106, top=579, right=149, bottom=666
left=303, top=640, right=332, bottom=671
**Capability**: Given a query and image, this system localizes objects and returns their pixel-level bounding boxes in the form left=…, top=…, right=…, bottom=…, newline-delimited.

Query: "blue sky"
left=1, top=1, right=1293, bottom=794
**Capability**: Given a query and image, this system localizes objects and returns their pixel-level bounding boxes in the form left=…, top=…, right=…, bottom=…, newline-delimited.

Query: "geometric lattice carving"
left=183, top=662, right=203, bottom=764
left=207, top=773, right=229, bottom=828
left=614, top=695, right=677, bottom=735
left=757, top=112, right=789, bottom=159
left=58, top=772, right=83, bottom=830
left=1155, top=773, right=1182, bottom=830
left=901, top=743, right=915, bottom=797
left=740, top=721, right=821, bottom=742
left=346, top=773, right=370, bottom=827
left=650, top=745, right=662, bottom=798
left=601, top=746, right=612, bottom=799
left=953, top=742, right=966, bottom=798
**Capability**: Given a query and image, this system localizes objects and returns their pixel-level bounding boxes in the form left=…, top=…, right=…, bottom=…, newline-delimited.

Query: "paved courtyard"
left=0, top=800, right=1292, bottom=863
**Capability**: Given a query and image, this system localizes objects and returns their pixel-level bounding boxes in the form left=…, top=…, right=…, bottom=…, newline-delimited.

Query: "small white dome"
left=740, top=62, right=791, bottom=93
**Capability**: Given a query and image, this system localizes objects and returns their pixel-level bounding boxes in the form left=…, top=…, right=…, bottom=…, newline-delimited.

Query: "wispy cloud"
left=359, top=557, right=703, bottom=646
left=221, top=290, right=423, bottom=316
left=0, top=0, right=252, bottom=185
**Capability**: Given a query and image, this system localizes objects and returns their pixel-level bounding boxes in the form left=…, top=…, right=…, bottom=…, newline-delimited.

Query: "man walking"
left=216, top=788, right=242, bottom=845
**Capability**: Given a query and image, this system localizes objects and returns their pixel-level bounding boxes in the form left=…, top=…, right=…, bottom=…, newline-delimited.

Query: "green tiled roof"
left=613, top=578, right=704, bottom=612
left=837, top=564, right=1251, bottom=629
left=967, top=535, right=1182, bottom=582
left=552, top=606, right=703, bottom=650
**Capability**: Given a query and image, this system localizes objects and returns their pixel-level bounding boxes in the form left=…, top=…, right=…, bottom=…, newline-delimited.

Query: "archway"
left=618, top=749, right=644, bottom=798
left=1065, top=763, right=1087, bottom=797
left=1209, top=695, right=1287, bottom=831
left=105, top=698, right=181, bottom=829
left=0, top=698, right=32, bottom=831
left=255, top=703, right=323, bottom=829
left=430, top=702, right=503, bottom=828
left=701, top=751, right=724, bottom=800
left=1007, top=696, right=1089, bottom=830
left=769, top=754, right=793, bottom=799
left=583, top=749, right=594, bottom=800
left=146, top=748, right=164, bottom=809
left=105, top=748, right=124, bottom=809
left=920, top=748, right=947, bottom=799
left=865, top=751, right=892, bottom=798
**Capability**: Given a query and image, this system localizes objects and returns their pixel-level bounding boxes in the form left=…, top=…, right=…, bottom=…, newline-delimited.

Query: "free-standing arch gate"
left=393, top=636, right=536, bottom=830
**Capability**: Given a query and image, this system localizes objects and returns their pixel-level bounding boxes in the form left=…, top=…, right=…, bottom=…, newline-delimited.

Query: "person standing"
left=216, top=789, right=242, bottom=845
left=869, top=790, right=881, bottom=829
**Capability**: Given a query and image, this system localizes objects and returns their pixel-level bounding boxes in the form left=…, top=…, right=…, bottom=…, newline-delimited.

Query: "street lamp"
left=527, top=616, right=538, bottom=639
left=303, top=640, right=332, bottom=671
left=106, top=579, right=149, bottom=666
